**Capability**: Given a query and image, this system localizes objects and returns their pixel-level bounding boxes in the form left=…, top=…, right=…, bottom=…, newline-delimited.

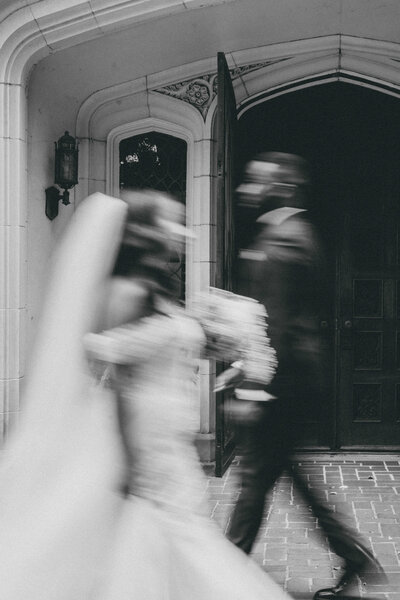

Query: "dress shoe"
left=313, top=545, right=387, bottom=600
left=313, top=580, right=356, bottom=600
left=313, top=585, right=385, bottom=600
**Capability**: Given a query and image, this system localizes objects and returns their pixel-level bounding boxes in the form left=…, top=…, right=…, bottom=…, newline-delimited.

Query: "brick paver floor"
left=206, top=454, right=400, bottom=600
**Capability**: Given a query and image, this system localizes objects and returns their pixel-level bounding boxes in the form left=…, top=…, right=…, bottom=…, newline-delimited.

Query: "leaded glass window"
left=119, top=132, right=187, bottom=300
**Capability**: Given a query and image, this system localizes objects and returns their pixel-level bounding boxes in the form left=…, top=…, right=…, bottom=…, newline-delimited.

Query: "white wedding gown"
left=0, top=193, right=290, bottom=600
left=85, top=305, right=289, bottom=600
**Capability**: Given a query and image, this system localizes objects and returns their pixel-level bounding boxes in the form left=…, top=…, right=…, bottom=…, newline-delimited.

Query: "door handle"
left=341, top=319, right=353, bottom=349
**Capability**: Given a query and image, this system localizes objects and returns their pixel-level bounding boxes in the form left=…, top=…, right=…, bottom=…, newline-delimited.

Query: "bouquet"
left=192, top=287, right=277, bottom=389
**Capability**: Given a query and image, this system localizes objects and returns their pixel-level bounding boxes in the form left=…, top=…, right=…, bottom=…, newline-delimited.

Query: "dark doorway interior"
left=237, top=83, right=400, bottom=449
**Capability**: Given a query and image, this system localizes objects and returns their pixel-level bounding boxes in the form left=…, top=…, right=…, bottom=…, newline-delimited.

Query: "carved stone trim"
left=155, top=73, right=218, bottom=119
left=229, top=59, right=289, bottom=79
left=153, top=59, right=289, bottom=120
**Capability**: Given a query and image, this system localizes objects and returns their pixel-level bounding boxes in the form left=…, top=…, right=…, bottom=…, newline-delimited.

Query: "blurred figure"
left=0, top=188, right=291, bottom=600
left=83, top=188, right=290, bottom=600
left=227, top=153, right=387, bottom=600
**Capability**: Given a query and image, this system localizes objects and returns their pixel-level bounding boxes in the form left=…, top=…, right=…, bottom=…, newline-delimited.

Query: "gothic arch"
left=75, top=85, right=205, bottom=201
left=106, top=118, right=194, bottom=197
left=74, top=87, right=207, bottom=288
left=237, top=71, right=400, bottom=119
left=0, top=1, right=228, bottom=433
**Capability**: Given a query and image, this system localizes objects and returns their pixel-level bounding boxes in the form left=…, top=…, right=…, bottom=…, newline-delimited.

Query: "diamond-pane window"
left=119, top=133, right=187, bottom=300
left=120, top=132, right=187, bottom=202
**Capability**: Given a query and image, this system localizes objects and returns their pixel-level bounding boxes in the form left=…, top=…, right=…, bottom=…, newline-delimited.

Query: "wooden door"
left=337, top=155, right=400, bottom=448
left=214, top=52, right=237, bottom=476
left=236, top=83, right=400, bottom=450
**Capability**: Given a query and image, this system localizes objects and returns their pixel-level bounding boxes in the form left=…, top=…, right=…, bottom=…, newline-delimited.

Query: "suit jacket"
left=237, top=206, right=325, bottom=408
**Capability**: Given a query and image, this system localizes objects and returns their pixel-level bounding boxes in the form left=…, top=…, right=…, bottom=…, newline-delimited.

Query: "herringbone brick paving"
left=206, top=454, right=400, bottom=599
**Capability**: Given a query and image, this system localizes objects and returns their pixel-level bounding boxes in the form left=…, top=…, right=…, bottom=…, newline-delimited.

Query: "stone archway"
left=2, top=0, right=400, bottom=445
left=0, top=0, right=231, bottom=442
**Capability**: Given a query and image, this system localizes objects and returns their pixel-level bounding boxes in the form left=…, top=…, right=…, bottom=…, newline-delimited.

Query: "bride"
left=0, top=190, right=289, bottom=600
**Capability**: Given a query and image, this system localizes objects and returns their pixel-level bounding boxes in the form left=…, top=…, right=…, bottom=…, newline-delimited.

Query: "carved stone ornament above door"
left=153, top=59, right=289, bottom=120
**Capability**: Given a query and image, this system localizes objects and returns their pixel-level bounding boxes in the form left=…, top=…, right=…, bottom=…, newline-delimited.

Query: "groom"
left=226, top=152, right=387, bottom=600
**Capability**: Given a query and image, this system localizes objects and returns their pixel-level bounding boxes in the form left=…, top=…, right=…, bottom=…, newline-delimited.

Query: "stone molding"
left=153, top=60, right=290, bottom=120
left=0, top=0, right=237, bottom=83
left=75, top=35, right=400, bottom=142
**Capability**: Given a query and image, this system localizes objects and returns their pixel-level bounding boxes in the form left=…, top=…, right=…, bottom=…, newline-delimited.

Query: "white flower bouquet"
left=192, top=287, right=277, bottom=388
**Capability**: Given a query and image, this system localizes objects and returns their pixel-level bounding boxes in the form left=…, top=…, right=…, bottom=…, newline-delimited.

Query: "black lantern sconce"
left=45, top=131, right=79, bottom=220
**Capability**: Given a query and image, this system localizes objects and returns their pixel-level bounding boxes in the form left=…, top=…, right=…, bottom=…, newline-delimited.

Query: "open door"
left=214, top=52, right=238, bottom=476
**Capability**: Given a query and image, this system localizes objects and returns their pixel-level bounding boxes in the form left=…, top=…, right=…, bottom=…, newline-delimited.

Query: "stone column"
left=0, top=80, right=28, bottom=443
left=191, top=136, right=216, bottom=463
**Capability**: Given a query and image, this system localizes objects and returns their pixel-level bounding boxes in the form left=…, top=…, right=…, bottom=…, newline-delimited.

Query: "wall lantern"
left=45, top=131, right=79, bottom=220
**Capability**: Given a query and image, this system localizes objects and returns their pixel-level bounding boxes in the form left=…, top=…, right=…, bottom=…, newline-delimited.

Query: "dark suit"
left=227, top=206, right=374, bottom=580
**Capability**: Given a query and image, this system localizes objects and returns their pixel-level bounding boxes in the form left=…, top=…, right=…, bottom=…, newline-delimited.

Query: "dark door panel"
left=337, top=158, right=400, bottom=448
left=237, top=82, right=400, bottom=450
left=214, top=52, right=238, bottom=476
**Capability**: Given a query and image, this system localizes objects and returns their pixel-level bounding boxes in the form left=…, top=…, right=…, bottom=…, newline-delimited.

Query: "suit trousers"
left=226, top=398, right=371, bottom=577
